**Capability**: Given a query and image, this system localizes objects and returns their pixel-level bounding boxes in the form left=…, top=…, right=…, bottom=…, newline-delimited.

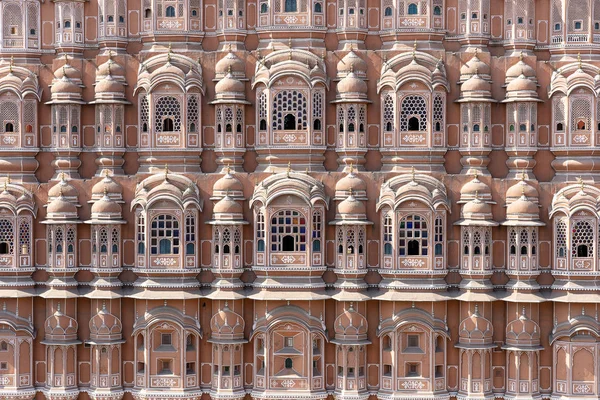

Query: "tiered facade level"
left=0, top=1, right=600, bottom=400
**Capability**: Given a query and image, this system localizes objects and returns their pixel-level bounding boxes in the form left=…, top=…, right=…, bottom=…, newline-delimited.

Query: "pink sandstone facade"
left=0, top=1, right=600, bottom=400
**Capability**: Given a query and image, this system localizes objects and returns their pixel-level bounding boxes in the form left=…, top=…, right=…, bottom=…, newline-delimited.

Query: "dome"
left=505, top=311, right=541, bottom=347
left=91, top=193, right=122, bottom=215
left=506, top=59, right=536, bottom=81
left=213, top=170, right=244, bottom=195
left=48, top=176, right=78, bottom=199
left=463, top=197, right=492, bottom=216
left=44, top=307, right=78, bottom=341
left=97, top=57, right=125, bottom=77
left=54, top=63, right=80, bottom=81
left=337, top=71, right=368, bottom=95
left=506, top=195, right=539, bottom=216
left=153, top=60, right=185, bottom=79
left=95, top=74, right=125, bottom=94
left=398, top=57, right=432, bottom=78
left=210, top=303, right=244, bottom=339
left=92, top=173, right=122, bottom=198
left=460, top=53, right=491, bottom=78
left=89, top=307, right=122, bottom=340
left=47, top=195, right=77, bottom=215
left=462, top=73, right=491, bottom=93
left=334, top=306, right=368, bottom=341
left=51, top=76, right=80, bottom=94
left=0, top=71, right=22, bottom=87
left=337, top=193, right=366, bottom=216
left=506, top=74, right=537, bottom=93
left=336, top=170, right=366, bottom=193
left=458, top=307, right=493, bottom=344
left=567, top=66, right=591, bottom=86
left=214, top=195, right=243, bottom=215
left=396, top=179, right=432, bottom=199
left=215, top=73, right=245, bottom=95
left=215, top=51, right=245, bottom=76
left=460, top=175, right=492, bottom=201
left=337, top=50, right=368, bottom=75
left=148, top=178, right=183, bottom=198
left=0, top=186, right=17, bottom=204
left=506, top=179, right=538, bottom=201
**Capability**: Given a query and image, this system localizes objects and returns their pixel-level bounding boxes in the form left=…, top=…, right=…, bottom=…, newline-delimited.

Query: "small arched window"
left=260, top=119, right=267, bottom=130
left=163, top=118, right=174, bottom=132
left=4, top=123, right=13, bottom=133
left=408, top=117, right=419, bottom=131
left=260, top=3, right=268, bottom=13
left=384, top=7, right=392, bottom=16
left=284, top=114, right=296, bottom=130
left=64, top=20, right=71, bottom=28
left=314, top=2, right=322, bottom=12
left=285, top=358, right=293, bottom=369
left=313, top=119, right=321, bottom=130
left=166, top=6, right=176, bottom=17
left=145, top=8, right=152, bottom=17
left=433, top=6, right=441, bottom=15
left=407, top=3, right=418, bottom=15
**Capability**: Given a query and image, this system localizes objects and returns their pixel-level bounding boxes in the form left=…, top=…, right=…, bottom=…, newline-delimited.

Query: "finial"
left=349, top=162, right=354, bottom=174
left=59, top=186, right=64, bottom=197
left=60, top=172, right=66, bottom=182
left=167, top=43, right=172, bottom=62
left=103, top=186, right=108, bottom=196
left=473, top=170, right=478, bottom=180
left=3, top=180, right=6, bottom=192
left=521, top=185, right=525, bottom=196
left=104, top=169, right=110, bottom=178
left=522, top=306, right=526, bottom=317
left=226, top=164, right=231, bottom=174
left=322, top=49, right=326, bottom=61
left=349, top=187, right=353, bottom=197
left=413, top=39, right=417, bottom=51
left=474, top=190, right=479, bottom=199
left=108, top=50, right=113, bottom=60
left=474, top=303, right=479, bottom=314
left=288, top=37, right=292, bottom=48
left=519, top=51, right=524, bottom=61
left=286, top=161, right=292, bottom=177
left=5, top=174, right=10, bottom=185
left=349, top=43, right=353, bottom=51
left=164, top=164, right=169, bottom=179
left=227, top=64, right=232, bottom=74
left=578, top=176, right=585, bottom=191
left=289, top=50, right=292, bottom=61
left=474, top=67, right=479, bottom=75
left=9, top=56, right=13, bottom=73
left=411, top=166, right=416, bottom=181
left=64, top=53, right=68, bottom=63
left=350, top=64, right=354, bottom=73
left=412, top=50, right=416, bottom=61
left=107, top=61, right=112, bottom=76
left=228, top=43, right=232, bottom=52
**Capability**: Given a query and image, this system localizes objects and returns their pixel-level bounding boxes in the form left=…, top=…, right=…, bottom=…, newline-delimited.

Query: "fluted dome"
left=506, top=179, right=538, bottom=202
left=505, top=311, right=541, bottom=347
left=458, top=307, right=493, bottom=345
left=48, top=176, right=78, bottom=200
left=92, top=173, right=122, bottom=200
left=89, top=307, right=122, bottom=341
left=91, top=193, right=122, bottom=215
left=44, top=307, right=78, bottom=342
left=54, top=63, right=80, bottom=81
left=337, top=50, right=368, bottom=77
left=215, top=51, right=245, bottom=77
left=97, top=57, right=125, bottom=78
left=336, top=170, right=367, bottom=193
left=1, top=71, right=22, bottom=87
left=398, top=57, right=432, bottom=78
left=460, top=175, right=492, bottom=202
left=463, top=197, right=492, bottom=216
left=0, top=186, right=17, bottom=204
left=153, top=60, right=185, bottom=79
left=506, top=59, right=536, bottom=81
left=95, top=74, right=125, bottom=94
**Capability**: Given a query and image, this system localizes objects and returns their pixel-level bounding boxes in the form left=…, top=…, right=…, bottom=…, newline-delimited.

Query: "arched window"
left=572, top=220, right=594, bottom=258
left=314, top=2, right=322, bottom=12
left=408, top=117, right=419, bottom=131
left=407, top=3, right=418, bottom=15
left=313, top=119, right=321, bottom=130
left=384, top=7, right=392, bottom=16
left=150, top=214, right=180, bottom=255
left=285, top=358, right=293, bottom=369
left=433, top=6, right=441, bottom=15
left=0, top=219, right=13, bottom=255
left=285, top=0, right=297, bottom=12
left=399, top=215, right=428, bottom=256
left=271, top=210, right=306, bottom=252
left=166, top=6, right=176, bottom=17
left=284, top=114, right=296, bottom=130
left=145, top=8, right=152, bottom=17
left=163, top=118, right=174, bottom=132
left=261, top=3, right=268, bottom=13
left=400, top=96, right=427, bottom=132
left=4, top=123, right=13, bottom=133
left=383, top=213, right=393, bottom=255
left=64, top=20, right=71, bottom=28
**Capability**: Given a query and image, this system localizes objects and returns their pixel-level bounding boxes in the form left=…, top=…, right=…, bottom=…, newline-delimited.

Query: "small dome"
left=338, top=193, right=366, bottom=216
left=51, top=76, right=80, bottom=94
left=459, top=308, right=493, bottom=344
left=148, top=178, right=183, bottom=198
left=97, top=57, right=125, bottom=77
left=463, top=197, right=492, bottom=216
left=210, top=303, right=245, bottom=339
left=153, top=60, right=185, bottom=79
left=337, top=71, right=368, bottom=95
left=92, top=173, right=122, bottom=198
left=462, top=73, right=491, bottom=93
left=506, top=74, right=536, bottom=93
left=506, top=179, right=538, bottom=200
left=505, top=310, right=541, bottom=347
left=215, top=73, right=245, bottom=94
left=214, top=195, right=243, bottom=215
left=337, top=50, right=368, bottom=75
left=460, top=175, right=492, bottom=201
left=334, top=306, right=368, bottom=341
left=47, top=195, right=77, bottom=215
left=398, top=57, right=432, bottom=78
left=336, top=170, right=366, bottom=193
left=49, top=176, right=78, bottom=199
left=213, top=170, right=244, bottom=194
left=507, top=195, right=539, bottom=216
left=0, top=71, right=22, bottom=87
left=216, top=51, right=245, bottom=76
left=91, top=193, right=122, bottom=215
left=460, top=53, right=491, bottom=78
left=95, top=74, right=125, bottom=94
left=89, top=307, right=122, bottom=340
left=44, top=307, right=78, bottom=341
left=54, top=63, right=80, bottom=81
left=0, top=186, right=17, bottom=204
left=506, top=58, right=536, bottom=81
left=567, top=66, right=591, bottom=86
